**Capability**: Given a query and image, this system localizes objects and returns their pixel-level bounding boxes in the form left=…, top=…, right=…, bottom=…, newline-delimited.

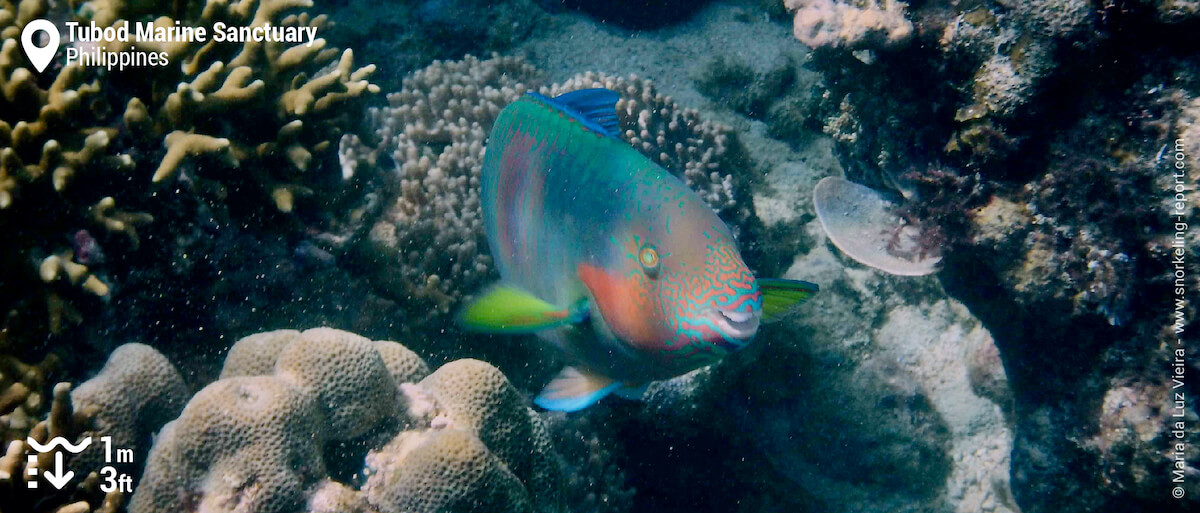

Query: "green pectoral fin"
left=458, top=285, right=588, bottom=333
left=759, top=278, right=819, bottom=323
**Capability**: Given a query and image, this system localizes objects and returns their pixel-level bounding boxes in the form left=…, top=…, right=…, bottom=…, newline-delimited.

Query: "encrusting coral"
left=345, top=54, right=757, bottom=319
left=131, top=327, right=562, bottom=513
left=784, top=0, right=913, bottom=51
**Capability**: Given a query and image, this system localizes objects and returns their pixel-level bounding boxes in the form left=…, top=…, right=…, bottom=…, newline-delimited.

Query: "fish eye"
left=639, top=246, right=660, bottom=278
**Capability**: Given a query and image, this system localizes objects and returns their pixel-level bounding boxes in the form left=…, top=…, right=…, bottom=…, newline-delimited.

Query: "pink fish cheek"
left=578, top=264, right=668, bottom=346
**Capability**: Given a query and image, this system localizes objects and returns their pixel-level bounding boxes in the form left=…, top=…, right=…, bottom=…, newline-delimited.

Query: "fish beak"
left=712, top=308, right=762, bottom=340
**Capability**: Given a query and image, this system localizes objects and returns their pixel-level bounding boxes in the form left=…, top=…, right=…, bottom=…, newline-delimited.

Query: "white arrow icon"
left=42, top=451, right=73, bottom=489
left=20, top=19, right=60, bottom=73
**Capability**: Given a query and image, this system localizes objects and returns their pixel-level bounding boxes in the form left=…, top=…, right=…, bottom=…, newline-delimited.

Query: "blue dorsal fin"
left=530, top=89, right=621, bottom=138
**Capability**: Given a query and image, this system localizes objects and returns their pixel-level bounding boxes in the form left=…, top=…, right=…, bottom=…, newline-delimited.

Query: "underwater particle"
left=812, top=176, right=941, bottom=276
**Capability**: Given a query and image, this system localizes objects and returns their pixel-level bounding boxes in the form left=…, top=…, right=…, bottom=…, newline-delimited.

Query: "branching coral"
left=0, top=353, right=58, bottom=444
left=346, top=55, right=758, bottom=319
left=1, top=0, right=378, bottom=356
left=348, top=55, right=539, bottom=315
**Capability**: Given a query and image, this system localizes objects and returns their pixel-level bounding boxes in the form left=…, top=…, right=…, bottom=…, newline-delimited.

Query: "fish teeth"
left=720, top=310, right=753, bottom=323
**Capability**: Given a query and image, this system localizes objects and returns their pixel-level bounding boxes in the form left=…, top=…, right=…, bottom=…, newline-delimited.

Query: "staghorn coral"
left=133, top=327, right=562, bottom=513
left=347, top=55, right=757, bottom=319
left=0, top=0, right=379, bottom=351
left=0, top=352, right=58, bottom=444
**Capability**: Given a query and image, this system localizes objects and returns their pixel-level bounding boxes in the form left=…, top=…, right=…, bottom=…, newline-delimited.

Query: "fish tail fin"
left=758, top=278, right=820, bottom=323
left=534, top=366, right=621, bottom=412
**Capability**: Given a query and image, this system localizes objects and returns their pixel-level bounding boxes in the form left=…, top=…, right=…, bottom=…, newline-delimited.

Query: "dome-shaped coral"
left=130, top=328, right=561, bottom=513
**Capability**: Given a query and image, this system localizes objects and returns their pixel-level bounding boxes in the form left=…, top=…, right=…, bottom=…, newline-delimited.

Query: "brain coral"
left=69, top=343, right=189, bottom=472
left=363, top=428, right=533, bottom=513
left=130, top=376, right=327, bottom=513
left=274, top=327, right=400, bottom=440
left=345, top=54, right=757, bottom=321
left=219, top=329, right=303, bottom=378
left=413, top=359, right=561, bottom=510
left=1, top=343, right=183, bottom=513
left=132, top=327, right=561, bottom=513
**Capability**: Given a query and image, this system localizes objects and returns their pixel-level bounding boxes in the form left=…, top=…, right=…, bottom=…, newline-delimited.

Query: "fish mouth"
left=711, top=308, right=762, bottom=339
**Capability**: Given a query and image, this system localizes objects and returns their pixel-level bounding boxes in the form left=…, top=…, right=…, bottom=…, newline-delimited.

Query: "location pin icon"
left=21, top=19, right=60, bottom=73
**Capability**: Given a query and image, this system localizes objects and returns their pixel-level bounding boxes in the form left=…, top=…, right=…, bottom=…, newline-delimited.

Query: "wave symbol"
left=26, top=437, right=92, bottom=454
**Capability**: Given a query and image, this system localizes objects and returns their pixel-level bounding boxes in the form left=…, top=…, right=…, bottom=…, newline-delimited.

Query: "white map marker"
left=21, top=19, right=60, bottom=73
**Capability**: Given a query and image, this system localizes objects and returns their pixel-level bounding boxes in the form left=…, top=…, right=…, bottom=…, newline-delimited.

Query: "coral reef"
left=543, top=411, right=635, bottom=513
left=783, top=1, right=1200, bottom=511
left=132, top=327, right=562, bottom=513
left=346, top=55, right=759, bottom=321
left=345, top=55, right=539, bottom=315
left=0, top=0, right=379, bottom=362
left=597, top=230, right=1015, bottom=513
left=785, top=0, right=914, bottom=51
left=1, top=344, right=183, bottom=513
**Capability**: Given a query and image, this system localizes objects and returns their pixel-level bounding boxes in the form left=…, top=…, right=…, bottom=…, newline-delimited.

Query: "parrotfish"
left=460, top=89, right=818, bottom=411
